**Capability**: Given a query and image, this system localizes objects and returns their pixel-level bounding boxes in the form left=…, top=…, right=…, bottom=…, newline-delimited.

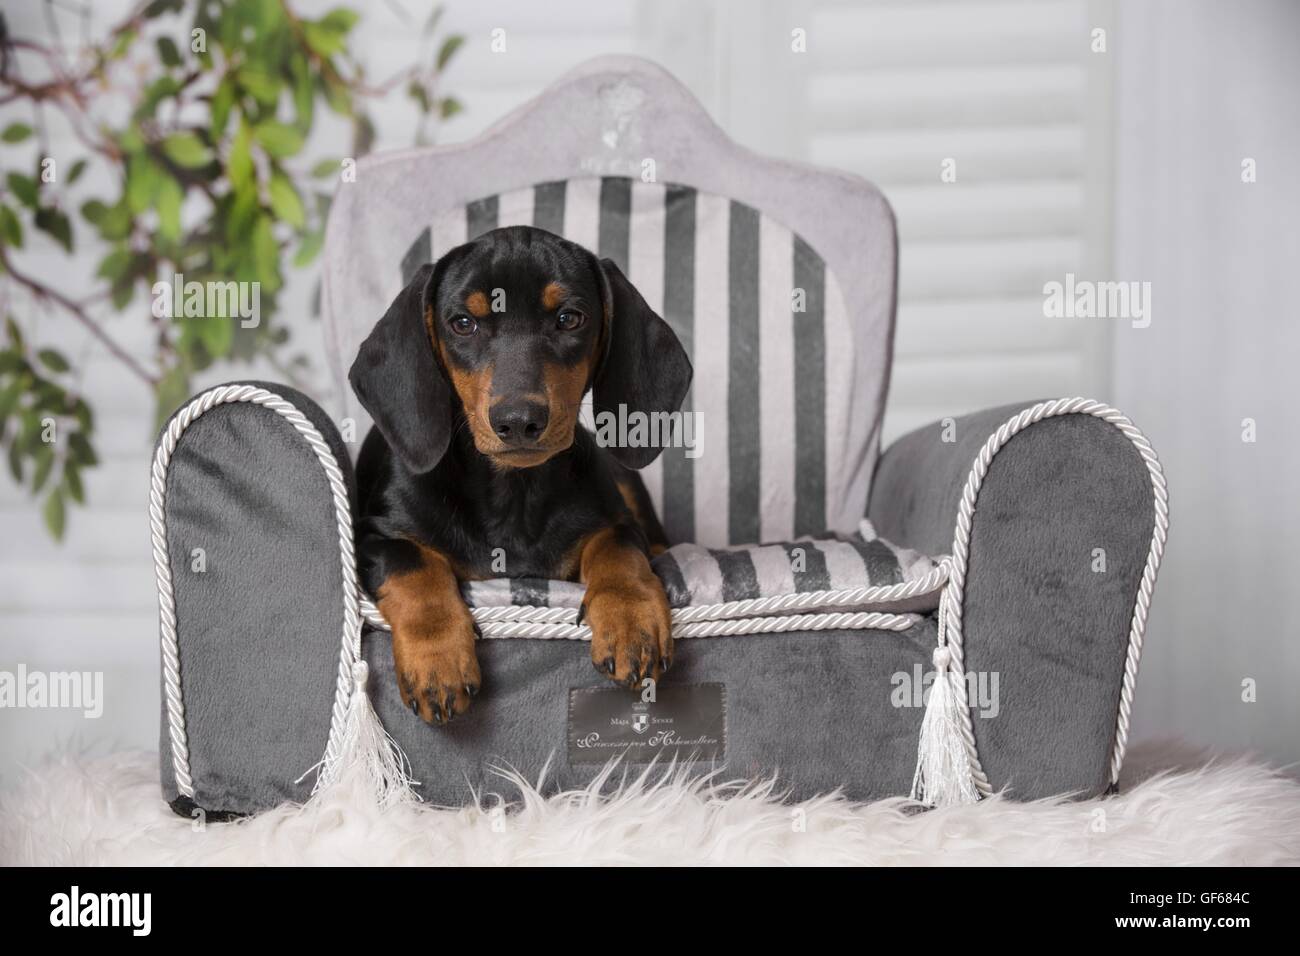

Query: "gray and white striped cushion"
left=457, top=521, right=943, bottom=614
left=396, top=176, right=865, bottom=549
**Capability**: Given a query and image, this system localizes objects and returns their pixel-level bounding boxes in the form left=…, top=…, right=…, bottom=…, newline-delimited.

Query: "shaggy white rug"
left=2, top=743, right=1297, bottom=865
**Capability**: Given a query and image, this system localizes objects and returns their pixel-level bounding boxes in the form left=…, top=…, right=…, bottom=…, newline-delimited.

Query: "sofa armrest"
left=153, top=380, right=357, bottom=815
left=868, top=400, right=1165, bottom=799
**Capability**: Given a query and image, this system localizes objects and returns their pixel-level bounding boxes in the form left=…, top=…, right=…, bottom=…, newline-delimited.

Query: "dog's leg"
left=578, top=524, right=674, bottom=687
left=375, top=544, right=480, bottom=724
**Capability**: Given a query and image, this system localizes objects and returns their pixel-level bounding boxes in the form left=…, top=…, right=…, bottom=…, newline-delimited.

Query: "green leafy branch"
left=0, top=0, right=463, bottom=538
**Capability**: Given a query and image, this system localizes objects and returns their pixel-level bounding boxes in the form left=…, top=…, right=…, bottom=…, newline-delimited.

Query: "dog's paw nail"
left=472, top=622, right=483, bottom=639
left=575, top=603, right=587, bottom=626
left=661, top=657, right=672, bottom=673
left=409, top=697, right=420, bottom=717
left=465, top=683, right=479, bottom=698
left=602, top=656, right=615, bottom=675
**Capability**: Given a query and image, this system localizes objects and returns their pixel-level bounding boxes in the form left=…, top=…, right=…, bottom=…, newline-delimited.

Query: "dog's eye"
left=449, top=315, right=478, bottom=336
left=556, top=309, right=585, bottom=332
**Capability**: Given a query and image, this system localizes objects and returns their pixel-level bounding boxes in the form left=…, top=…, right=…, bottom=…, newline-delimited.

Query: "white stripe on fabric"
left=562, top=177, right=602, bottom=258
left=749, top=544, right=797, bottom=597
left=495, top=186, right=536, bottom=228
left=564, top=178, right=602, bottom=434
left=823, top=271, right=859, bottom=536
left=758, top=214, right=795, bottom=542
left=431, top=204, right=468, bottom=261
left=815, top=540, right=867, bottom=591
left=628, top=181, right=668, bottom=517
left=691, top=192, right=731, bottom=547
left=669, top=544, right=726, bottom=606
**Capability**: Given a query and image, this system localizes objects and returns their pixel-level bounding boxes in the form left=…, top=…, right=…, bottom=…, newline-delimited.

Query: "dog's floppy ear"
left=348, top=262, right=452, bottom=474
left=592, top=257, right=693, bottom=469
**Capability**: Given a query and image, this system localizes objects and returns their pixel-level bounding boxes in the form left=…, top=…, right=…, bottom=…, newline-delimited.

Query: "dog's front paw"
left=391, top=616, right=481, bottom=725
left=581, top=582, right=673, bottom=688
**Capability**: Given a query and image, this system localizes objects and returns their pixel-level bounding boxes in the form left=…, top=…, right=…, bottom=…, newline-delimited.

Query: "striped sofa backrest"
left=384, top=176, right=859, bottom=548
left=322, top=60, right=897, bottom=551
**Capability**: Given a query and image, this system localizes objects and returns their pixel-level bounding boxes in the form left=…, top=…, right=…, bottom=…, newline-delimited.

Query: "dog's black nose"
left=490, top=401, right=549, bottom=446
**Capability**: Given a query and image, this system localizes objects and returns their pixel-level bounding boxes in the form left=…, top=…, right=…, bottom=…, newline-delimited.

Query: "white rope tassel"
left=910, top=591, right=980, bottom=807
left=305, top=660, right=418, bottom=808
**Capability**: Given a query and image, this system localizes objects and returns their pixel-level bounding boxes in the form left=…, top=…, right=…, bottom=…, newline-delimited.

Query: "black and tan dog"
left=349, top=226, right=692, bottom=725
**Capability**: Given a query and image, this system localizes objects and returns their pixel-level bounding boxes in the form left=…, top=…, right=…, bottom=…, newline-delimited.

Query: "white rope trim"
left=360, top=607, right=918, bottom=640
left=357, top=567, right=944, bottom=637
left=150, top=384, right=361, bottom=800
left=940, top=397, right=1169, bottom=797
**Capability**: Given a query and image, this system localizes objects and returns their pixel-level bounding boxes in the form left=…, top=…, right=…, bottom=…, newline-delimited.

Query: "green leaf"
left=31, top=444, right=55, bottom=494
left=97, top=200, right=132, bottom=241
left=253, top=122, right=303, bottom=159
left=439, top=96, right=463, bottom=120
left=126, top=153, right=157, bottom=214
left=228, top=122, right=254, bottom=192
left=96, top=246, right=132, bottom=281
left=0, top=379, right=23, bottom=417
left=236, top=67, right=280, bottom=106
left=37, top=349, right=69, bottom=373
left=1, top=123, right=33, bottom=144
left=155, top=366, right=190, bottom=429
left=310, top=158, right=340, bottom=179
left=436, top=34, right=464, bottom=71
left=268, top=171, right=304, bottom=228
left=162, top=132, right=213, bottom=169
left=210, top=76, right=236, bottom=139
left=80, top=199, right=108, bottom=224
left=33, top=208, right=73, bottom=252
left=293, top=230, right=323, bottom=267
left=68, top=431, right=97, bottom=467
left=4, top=316, right=24, bottom=349
left=64, top=463, right=85, bottom=504
left=320, top=8, right=359, bottom=32
left=156, top=175, right=183, bottom=241
left=8, top=443, right=23, bottom=482
left=6, top=172, right=38, bottom=208
left=43, top=488, right=66, bottom=540
left=302, top=22, right=346, bottom=57
left=196, top=313, right=234, bottom=357
left=68, top=159, right=88, bottom=184
left=0, top=204, right=22, bottom=247
left=156, top=36, right=182, bottom=67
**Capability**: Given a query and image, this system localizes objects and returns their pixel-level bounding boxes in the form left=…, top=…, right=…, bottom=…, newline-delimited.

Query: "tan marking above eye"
left=541, top=282, right=568, bottom=311
left=464, top=291, right=489, bottom=318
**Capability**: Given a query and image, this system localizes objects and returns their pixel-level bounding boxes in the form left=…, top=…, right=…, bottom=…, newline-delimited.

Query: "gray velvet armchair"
left=151, top=57, right=1166, bottom=816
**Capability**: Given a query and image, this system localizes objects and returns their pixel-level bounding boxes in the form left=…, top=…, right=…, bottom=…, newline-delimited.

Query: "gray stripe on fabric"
left=793, top=235, right=826, bottom=537
left=401, top=227, right=431, bottom=285
left=509, top=578, right=550, bottom=607
left=662, top=184, right=697, bottom=545
left=728, top=202, right=761, bottom=545
left=597, top=177, right=631, bottom=265
left=466, top=195, right=498, bottom=239
left=651, top=551, right=690, bottom=608
left=844, top=537, right=903, bottom=585
left=785, top=541, right=831, bottom=593
left=711, top=548, right=759, bottom=603
left=533, top=181, right=566, bottom=235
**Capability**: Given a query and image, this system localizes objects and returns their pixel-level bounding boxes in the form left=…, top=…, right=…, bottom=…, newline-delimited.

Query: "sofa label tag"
left=567, top=682, right=726, bottom=765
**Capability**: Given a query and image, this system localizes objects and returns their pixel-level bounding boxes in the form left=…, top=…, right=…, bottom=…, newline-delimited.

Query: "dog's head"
left=349, top=226, right=692, bottom=473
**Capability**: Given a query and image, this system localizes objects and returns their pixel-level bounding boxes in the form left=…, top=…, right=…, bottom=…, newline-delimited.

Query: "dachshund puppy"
left=349, top=226, right=692, bottom=725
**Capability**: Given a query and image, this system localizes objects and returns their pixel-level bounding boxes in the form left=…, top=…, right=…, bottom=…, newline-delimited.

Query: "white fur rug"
left=2, top=743, right=1298, bottom=865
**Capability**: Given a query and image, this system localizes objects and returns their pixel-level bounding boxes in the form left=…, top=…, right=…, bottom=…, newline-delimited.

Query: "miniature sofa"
left=151, top=57, right=1167, bottom=816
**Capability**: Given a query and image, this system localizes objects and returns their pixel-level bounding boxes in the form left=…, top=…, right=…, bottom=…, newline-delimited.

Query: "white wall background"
left=0, top=0, right=1294, bottom=786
